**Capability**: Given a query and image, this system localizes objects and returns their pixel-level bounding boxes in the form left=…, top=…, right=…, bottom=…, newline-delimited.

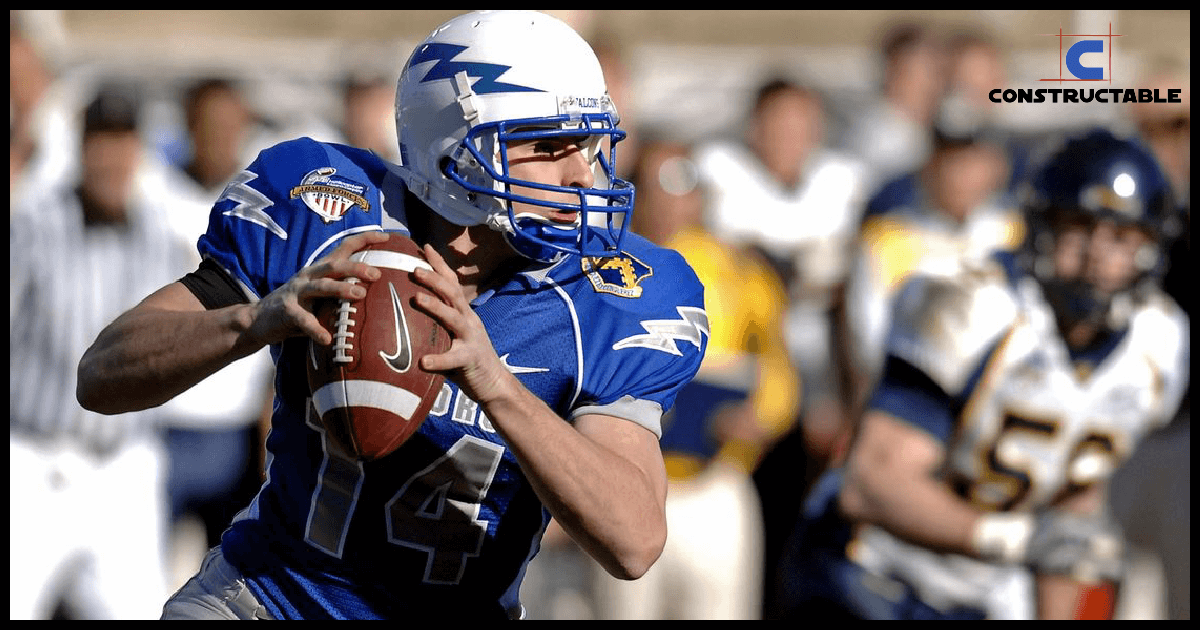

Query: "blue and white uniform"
left=779, top=251, right=1188, bottom=619
left=193, top=137, right=706, bottom=619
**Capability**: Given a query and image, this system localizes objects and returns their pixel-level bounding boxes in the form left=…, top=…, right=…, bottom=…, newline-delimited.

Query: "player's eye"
left=532, top=140, right=560, bottom=155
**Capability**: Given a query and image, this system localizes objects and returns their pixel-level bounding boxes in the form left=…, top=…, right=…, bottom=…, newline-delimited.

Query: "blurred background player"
left=10, top=85, right=189, bottom=620
left=837, top=21, right=946, bottom=194
left=10, top=17, right=51, bottom=199
left=589, top=137, right=800, bottom=619
left=775, top=128, right=1188, bottom=620
left=692, top=77, right=869, bottom=617
left=340, top=73, right=400, bottom=162
left=694, top=77, right=867, bottom=465
left=932, top=27, right=1039, bottom=198
left=842, top=127, right=1021, bottom=421
left=10, top=12, right=79, bottom=207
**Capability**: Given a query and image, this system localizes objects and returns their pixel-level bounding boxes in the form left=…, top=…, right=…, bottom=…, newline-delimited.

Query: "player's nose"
left=562, top=147, right=595, bottom=189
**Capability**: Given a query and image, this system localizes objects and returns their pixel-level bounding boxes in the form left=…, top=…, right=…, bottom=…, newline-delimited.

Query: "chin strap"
left=485, top=211, right=579, bottom=264
left=484, top=211, right=514, bottom=236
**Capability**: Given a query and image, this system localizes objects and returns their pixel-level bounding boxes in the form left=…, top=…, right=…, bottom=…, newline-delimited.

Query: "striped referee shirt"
left=10, top=178, right=194, bottom=454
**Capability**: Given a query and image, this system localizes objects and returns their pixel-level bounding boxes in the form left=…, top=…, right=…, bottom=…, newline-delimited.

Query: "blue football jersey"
left=780, top=252, right=1188, bottom=619
left=196, top=138, right=708, bottom=619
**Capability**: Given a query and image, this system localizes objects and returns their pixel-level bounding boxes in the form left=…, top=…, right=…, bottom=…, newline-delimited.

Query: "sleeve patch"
left=581, top=253, right=654, bottom=298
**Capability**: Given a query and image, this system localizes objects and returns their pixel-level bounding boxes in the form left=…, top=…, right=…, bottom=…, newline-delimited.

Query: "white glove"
left=971, top=510, right=1124, bottom=582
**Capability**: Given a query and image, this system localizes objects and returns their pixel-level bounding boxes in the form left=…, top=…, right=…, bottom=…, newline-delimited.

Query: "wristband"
left=970, top=512, right=1035, bottom=564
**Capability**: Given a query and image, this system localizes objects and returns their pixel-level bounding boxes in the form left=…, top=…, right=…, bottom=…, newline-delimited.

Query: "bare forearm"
left=841, top=461, right=982, bottom=557
left=80, top=232, right=388, bottom=416
left=839, top=411, right=985, bottom=557
left=483, top=373, right=666, bottom=579
left=78, top=300, right=259, bottom=415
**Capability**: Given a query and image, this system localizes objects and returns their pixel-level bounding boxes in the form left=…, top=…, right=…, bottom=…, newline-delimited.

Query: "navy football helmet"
left=1020, top=128, right=1178, bottom=331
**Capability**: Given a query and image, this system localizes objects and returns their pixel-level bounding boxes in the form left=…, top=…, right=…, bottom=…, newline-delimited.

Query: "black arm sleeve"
left=178, top=258, right=251, bottom=310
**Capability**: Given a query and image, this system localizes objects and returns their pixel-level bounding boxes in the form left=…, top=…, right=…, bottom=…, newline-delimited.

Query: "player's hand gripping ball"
left=307, top=232, right=451, bottom=460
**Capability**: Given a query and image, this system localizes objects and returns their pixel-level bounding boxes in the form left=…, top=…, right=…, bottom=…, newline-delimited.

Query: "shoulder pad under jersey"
left=198, top=137, right=404, bottom=299
left=886, top=260, right=1020, bottom=397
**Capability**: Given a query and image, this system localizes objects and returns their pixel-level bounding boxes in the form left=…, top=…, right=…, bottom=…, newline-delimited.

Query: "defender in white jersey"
left=775, top=128, right=1188, bottom=620
left=77, top=11, right=706, bottom=619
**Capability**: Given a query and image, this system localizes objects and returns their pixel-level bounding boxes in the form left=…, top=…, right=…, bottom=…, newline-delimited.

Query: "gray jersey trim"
left=569, top=395, right=664, bottom=439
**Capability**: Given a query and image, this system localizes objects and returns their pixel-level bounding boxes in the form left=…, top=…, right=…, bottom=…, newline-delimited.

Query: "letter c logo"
left=1066, top=40, right=1104, bottom=80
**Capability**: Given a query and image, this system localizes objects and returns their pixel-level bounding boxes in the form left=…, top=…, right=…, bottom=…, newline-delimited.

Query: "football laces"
left=331, top=278, right=360, bottom=364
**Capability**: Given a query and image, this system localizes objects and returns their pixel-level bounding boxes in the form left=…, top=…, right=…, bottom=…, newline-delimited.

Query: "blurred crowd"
left=10, top=10, right=1189, bottom=621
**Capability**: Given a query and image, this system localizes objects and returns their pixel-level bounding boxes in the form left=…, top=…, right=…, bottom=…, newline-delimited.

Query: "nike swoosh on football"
left=499, top=353, right=549, bottom=374
left=380, top=282, right=412, bottom=373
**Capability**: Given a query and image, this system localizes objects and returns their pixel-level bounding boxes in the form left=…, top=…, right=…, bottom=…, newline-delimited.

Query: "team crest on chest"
left=582, top=253, right=653, bottom=298
left=290, top=167, right=371, bottom=223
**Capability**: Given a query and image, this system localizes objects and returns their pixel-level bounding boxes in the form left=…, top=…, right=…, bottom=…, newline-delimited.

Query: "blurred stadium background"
left=14, top=10, right=1190, bottom=161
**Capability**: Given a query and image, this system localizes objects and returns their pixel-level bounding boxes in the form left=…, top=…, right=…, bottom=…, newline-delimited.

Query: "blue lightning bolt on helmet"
left=1020, top=127, right=1179, bottom=329
left=393, top=10, right=634, bottom=263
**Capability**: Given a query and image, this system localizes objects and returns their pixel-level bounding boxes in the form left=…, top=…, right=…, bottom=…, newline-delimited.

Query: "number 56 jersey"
left=195, top=138, right=708, bottom=620
left=784, top=252, right=1187, bottom=618
left=884, top=253, right=1188, bottom=514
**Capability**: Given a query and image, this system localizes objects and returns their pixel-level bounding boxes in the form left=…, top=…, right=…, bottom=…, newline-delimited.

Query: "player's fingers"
left=418, top=348, right=450, bottom=372
left=308, top=231, right=390, bottom=279
left=285, top=301, right=334, bottom=346
left=327, top=230, right=390, bottom=261
left=411, top=291, right=468, bottom=336
left=420, top=244, right=464, bottom=290
left=413, top=245, right=468, bottom=309
left=311, top=258, right=381, bottom=283
left=421, top=243, right=451, bottom=275
left=410, top=268, right=459, bottom=310
left=417, top=340, right=478, bottom=373
left=303, top=276, right=368, bottom=303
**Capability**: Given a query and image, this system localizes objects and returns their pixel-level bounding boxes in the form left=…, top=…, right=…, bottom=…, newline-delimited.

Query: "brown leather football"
left=306, top=232, right=451, bottom=460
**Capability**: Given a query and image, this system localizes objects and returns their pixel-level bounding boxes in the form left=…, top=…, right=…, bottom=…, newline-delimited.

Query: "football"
left=306, top=232, right=451, bottom=460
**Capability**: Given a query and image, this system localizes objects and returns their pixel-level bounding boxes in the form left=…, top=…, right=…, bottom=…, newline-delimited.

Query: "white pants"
left=591, top=461, right=764, bottom=619
left=162, top=546, right=274, bottom=620
left=9, top=435, right=169, bottom=620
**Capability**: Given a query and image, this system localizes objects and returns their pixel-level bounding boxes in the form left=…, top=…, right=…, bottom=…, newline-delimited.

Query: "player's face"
left=80, top=130, right=143, bottom=223
left=192, top=88, right=251, bottom=172
left=929, top=142, right=1008, bottom=222
left=502, top=134, right=596, bottom=223
left=1052, top=215, right=1151, bottom=297
left=752, top=90, right=822, bottom=185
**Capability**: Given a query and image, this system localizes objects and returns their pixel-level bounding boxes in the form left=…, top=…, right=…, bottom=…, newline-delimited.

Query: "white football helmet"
left=393, top=10, right=634, bottom=263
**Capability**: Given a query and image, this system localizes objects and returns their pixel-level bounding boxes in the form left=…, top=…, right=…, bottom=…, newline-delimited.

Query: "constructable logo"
left=989, top=23, right=1182, bottom=105
left=1042, top=22, right=1120, bottom=83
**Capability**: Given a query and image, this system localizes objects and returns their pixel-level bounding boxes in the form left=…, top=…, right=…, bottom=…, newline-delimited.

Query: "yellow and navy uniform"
left=846, top=198, right=1024, bottom=391
left=659, top=226, right=802, bottom=479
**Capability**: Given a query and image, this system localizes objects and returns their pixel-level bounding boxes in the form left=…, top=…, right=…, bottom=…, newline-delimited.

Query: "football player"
left=77, top=10, right=707, bottom=620
left=774, top=128, right=1188, bottom=620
